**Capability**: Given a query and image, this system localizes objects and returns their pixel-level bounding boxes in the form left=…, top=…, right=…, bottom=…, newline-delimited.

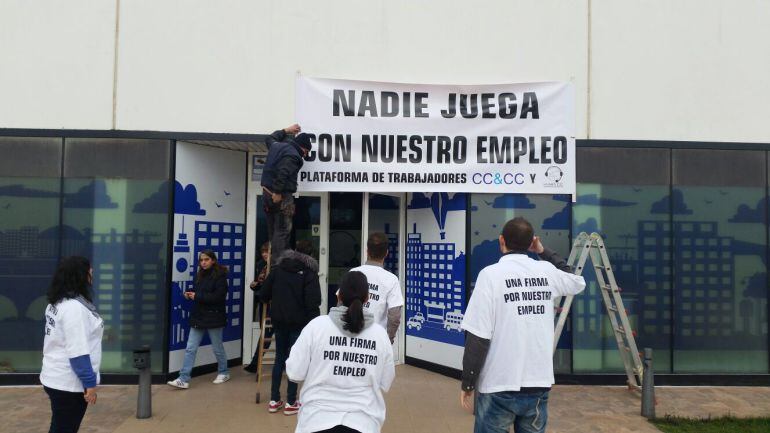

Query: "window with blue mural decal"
left=0, top=137, right=62, bottom=373
left=572, top=148, right=672, bottom=373
left=63, top=138, right=171, bottom=374
left=671, top=149, right=767, bottom=373
left=405, top=193, right=466, bottom=347
left=469, top=193, right=572, bottom=373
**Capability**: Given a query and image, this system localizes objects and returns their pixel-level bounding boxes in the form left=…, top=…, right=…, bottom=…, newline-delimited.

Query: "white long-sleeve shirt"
left=40, top=299, right=104, bottom=392
left=286, top=312, right=395, bottom=433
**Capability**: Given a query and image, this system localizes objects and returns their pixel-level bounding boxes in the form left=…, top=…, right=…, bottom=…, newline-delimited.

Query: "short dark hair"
left=367, top=232, right=389, bottom=260
left=501, top=217, right=534, bottom=251
left=296, top=239, right=315, bottom=257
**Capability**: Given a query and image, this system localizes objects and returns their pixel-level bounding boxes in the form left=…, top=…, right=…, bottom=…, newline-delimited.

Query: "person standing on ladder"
left=261, top=124, right=313, bottom=265
left=460, top=217, right=586, bottom=433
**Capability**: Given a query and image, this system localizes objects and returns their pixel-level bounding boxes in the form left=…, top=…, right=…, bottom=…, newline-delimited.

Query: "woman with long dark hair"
left=286, top=271, right=395, bottom=433
left=40, top=256, right=103, bottom=433
left=168, top=250, right=230, bottom=388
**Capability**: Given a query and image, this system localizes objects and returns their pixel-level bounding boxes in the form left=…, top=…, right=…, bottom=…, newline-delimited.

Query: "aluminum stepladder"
left=553, top=232, right=644, bottom=390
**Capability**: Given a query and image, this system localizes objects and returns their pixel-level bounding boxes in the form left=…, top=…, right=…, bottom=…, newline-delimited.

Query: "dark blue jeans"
left=474, top=390, right=549, bottom=433
left=44, top=386, right=88, bottom=433
left=264, top=192, right=294, bottom=266
left=271, top=327, right=301, bottom=404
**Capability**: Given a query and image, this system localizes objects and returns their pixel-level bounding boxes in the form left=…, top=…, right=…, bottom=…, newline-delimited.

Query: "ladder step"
left=614, top=326, right=626, bottom=335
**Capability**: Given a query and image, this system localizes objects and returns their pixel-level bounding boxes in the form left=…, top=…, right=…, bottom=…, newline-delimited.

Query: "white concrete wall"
left=0, top=0, right=116, bottom=129
left=590, top=0, right=770, bottom=142
left=1, top=0, right=768, bottom=143
left=115, top=0, right=588, bottom=136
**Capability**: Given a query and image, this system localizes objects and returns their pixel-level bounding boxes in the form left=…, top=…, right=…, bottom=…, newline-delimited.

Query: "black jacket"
left=190, top=270, right=228, bottom=329
left=260, top=129, right=304, bottom=194
left=259, top=250, right=321, bottom=330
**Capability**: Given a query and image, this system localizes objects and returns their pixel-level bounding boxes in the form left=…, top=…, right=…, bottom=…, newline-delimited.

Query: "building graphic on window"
left=90, top=229, right=166, bottom=353
left=405, top=223, right=466, bottom=346
left=574, top=219, right=742, bottom=349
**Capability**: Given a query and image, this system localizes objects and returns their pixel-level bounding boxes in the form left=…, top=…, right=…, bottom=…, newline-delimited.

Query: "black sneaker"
left=244, top=364, right=257, bottom=373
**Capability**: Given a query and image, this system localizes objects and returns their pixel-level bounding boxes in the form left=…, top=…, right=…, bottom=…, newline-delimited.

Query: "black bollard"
left=132, top=347, right=152, bottom=419
left=641, top=347, right=655, bottom=419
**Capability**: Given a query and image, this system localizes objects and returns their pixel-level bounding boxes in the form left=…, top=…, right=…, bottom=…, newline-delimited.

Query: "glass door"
left=294, top=192, right=330, bottom=312
left=362, top=192, right=406, bottom=364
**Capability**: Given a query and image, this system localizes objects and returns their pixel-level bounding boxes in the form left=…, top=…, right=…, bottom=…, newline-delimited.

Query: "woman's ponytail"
left=343, top=298, right=365, bottom=334
left=339, top=270, right=369, bottom=334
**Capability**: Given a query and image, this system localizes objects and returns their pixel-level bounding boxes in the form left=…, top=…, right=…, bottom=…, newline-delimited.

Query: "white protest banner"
left=295, top=77, right=575, bottom=194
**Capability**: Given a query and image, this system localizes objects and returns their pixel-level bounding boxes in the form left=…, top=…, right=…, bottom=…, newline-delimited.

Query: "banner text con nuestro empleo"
left=304, top=134, right=569, bottom=165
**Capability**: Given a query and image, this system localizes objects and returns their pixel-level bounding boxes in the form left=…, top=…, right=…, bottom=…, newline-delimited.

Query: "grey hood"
left=328, top=306, right=376, bottom=333
left=276, top=249, right=319, bottom=273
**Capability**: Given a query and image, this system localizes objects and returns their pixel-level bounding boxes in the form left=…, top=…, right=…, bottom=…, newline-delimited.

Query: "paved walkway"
left=5, top=365, right=770, bottom=433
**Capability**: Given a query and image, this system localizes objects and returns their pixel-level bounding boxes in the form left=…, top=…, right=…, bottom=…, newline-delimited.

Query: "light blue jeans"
left=178, top=327, right=229, bottom=382
left=474, top=390, right=550, bottom=433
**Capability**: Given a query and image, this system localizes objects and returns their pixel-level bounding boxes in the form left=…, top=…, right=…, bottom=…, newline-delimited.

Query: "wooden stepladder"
left=255, top=248, right=275, bottom=404
left=254, top=303, right=275, bottom=403
left=553, top=232, right=644, bottom=390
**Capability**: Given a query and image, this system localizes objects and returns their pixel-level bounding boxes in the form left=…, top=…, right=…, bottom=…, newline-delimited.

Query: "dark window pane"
left=64, top=138, right=169, bottom=179
left=62, top=138, right=171, bottom=373
left=672, top=149, right=767, bottom=373
left=573, top=147, right=672, bottom=373
left=577, top=148, right=670, bottom=185
left=0, top=137, right=62, bottom=177
left=0, top=137, right=62, bottom=372
left=328, top=192, right=363, bottom=312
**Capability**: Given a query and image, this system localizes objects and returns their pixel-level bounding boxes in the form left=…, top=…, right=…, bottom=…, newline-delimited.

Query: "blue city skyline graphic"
left=0, top=179, right=169, bottom=368
left=406, top=193, right=466, bottom=347
left=570, top=189, right=767, bottom=354
left=169, top=181, right=244, bottom=352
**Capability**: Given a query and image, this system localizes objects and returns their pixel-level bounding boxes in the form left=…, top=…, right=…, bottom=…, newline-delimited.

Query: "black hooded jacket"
left=190, top=269, right=228, bottom=329
left=260, top=129, right=304, bottom=194
left=259, top=250, right=321, bottom=330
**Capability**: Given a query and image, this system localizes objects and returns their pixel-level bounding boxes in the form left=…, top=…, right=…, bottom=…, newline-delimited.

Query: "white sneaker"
left=167, top=378, right=189, bottom=389
left=213, top=374, right=230, bottom=384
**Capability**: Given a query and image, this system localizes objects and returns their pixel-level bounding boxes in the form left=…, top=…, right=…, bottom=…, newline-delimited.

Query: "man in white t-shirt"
left=348, top=232, right=404, bottom=343
left=460, top=217, right=585, bottom=433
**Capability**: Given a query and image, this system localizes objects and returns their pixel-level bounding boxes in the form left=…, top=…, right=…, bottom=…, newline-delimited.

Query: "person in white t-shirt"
left=347, top=232, right=404, bottom=343
left=40, top=256, right=104, bottom=433
left=286, top=270, right=395, bottom=433
left=460, top=217, right=585, bottom=433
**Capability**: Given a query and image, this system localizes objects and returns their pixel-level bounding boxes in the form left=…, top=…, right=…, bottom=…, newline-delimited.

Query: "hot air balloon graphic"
left=430, top=193, right=466, bottom=240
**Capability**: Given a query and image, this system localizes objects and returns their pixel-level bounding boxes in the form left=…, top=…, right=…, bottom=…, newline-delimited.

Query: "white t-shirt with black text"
left=286, top=315, right=395, bottom=433
left=40, top=299, right=104, bottom=393
left=349, top=264, right=404, bottom=329
left=461, top=253, right=585, bottom=393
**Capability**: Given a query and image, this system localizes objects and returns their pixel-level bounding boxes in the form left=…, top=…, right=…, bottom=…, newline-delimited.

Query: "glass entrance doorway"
left=245, top=189, right=406, bottom=366
left=362, top=192, right=406, bottom=363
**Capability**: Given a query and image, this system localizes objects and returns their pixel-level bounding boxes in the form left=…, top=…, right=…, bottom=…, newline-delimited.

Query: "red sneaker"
left=268, top=400, right=284, bottom=413
left=284, top=401, right=301, bottom=416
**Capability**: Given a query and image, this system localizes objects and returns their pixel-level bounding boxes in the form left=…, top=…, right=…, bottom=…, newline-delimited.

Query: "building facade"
left=1, top=1, right=768, bottom=384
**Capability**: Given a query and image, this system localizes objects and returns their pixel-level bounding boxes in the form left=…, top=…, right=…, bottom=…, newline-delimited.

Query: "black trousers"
left=44, top=386, right=88, bottom=433
left=314, top=426, right=361, bottom=433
